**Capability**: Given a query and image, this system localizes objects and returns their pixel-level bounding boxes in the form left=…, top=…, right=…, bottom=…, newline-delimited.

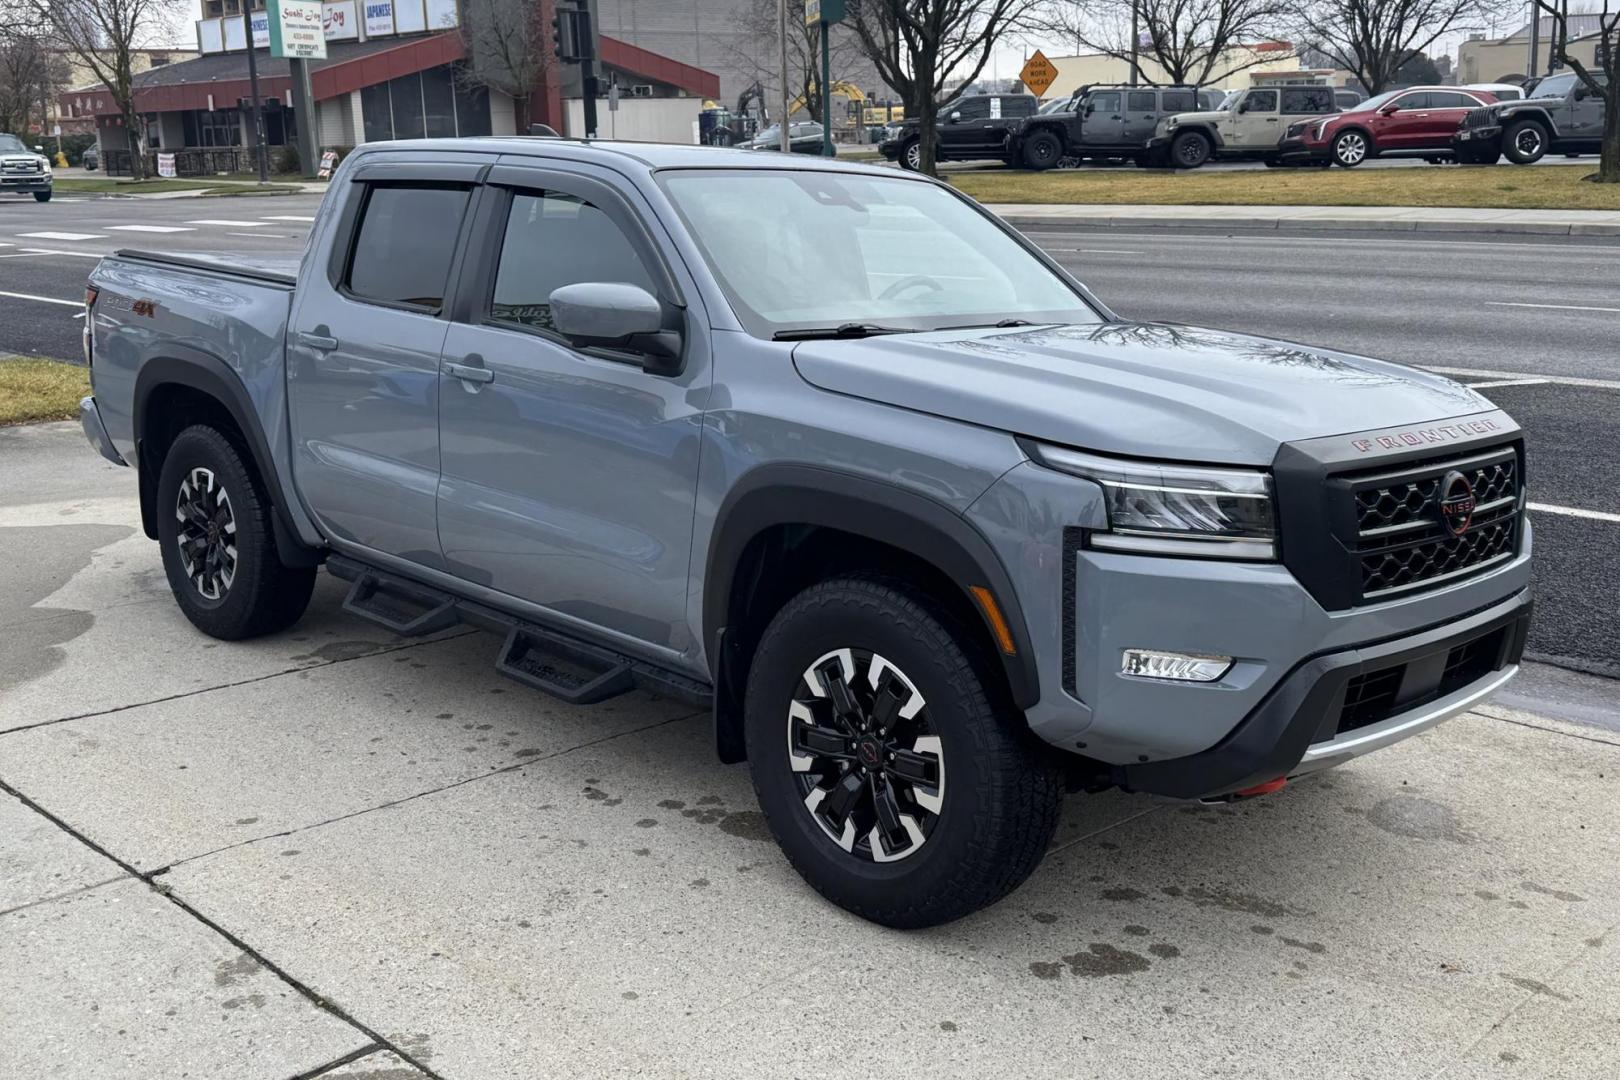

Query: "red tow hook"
left=1233, top=776, right=1288, bottom=798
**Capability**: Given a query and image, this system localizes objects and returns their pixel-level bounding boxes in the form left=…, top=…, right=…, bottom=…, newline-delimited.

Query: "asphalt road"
left=1, top=194, right=1615, bottom=674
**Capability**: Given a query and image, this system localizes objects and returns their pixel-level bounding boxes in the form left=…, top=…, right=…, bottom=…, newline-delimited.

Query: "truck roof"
left=350, top=137, right=898, bottom=178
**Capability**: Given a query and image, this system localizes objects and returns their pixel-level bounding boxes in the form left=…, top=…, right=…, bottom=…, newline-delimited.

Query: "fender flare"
left=132, top=346, right=319, bottom=564
left=703, top=464, right=1040, bottom=711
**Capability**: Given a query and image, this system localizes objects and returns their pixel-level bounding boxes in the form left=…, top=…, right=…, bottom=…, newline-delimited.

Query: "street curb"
left=993, top=211, right=1620, bottom=237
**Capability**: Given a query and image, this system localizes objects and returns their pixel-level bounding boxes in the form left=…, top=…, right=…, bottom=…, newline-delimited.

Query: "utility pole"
left=244, top=14, right=269, bottom=183
left=1129, top=1, right=1140, bottom=86
left=1528, top=0, right=1540, bottom=77
left=290, top=60, right=317, bottom=178
left=778, top=0, right=791, bottom=152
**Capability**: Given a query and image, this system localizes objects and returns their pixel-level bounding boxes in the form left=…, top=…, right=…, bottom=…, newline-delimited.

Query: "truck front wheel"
left=1021, top=130, right=1064, bottom=170
left=899, top=139, right=922, bottom=171
left=33, top=190, right=50, bottom=202
left=743, top=576, right=1063, bottom=928
left=155, top=424, right=315, bottom=640
left=1503, top=120, right=1549, bottom=164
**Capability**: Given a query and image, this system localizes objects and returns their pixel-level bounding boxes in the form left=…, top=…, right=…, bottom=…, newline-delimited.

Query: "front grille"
left=1335, top=624, right=1510, bottom=736
left=1, top=160, right=40, bottom=174
left=1460, top=108, right=1494, bottom=130
left=1342, top=446, right=1521, bottom=602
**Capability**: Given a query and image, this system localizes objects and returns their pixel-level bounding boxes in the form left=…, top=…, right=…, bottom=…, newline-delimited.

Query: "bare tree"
left=459, top=0, right=550, bottom=134
left=23, top=0, right=180, bottom=180
left=0, top=27, right=70, bottom=136
left=1035, top=0, right=1294, bottom=86
left=1532, top=0, right=1617, bottom=182
left=726, top=0, right=859, bottom=123
left=1287, top=0, right=1498, bottom=95
left=848, top=0, right=1036, bottom=174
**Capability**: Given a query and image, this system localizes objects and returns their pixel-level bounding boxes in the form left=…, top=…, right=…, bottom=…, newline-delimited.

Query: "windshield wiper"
left=933, top=318, right=1041, bottom=331
left=772, top=322, right=912, bottom=341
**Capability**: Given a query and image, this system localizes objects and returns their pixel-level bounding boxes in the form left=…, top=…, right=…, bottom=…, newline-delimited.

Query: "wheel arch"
left=705, top=465, right=1040, bottom=764
left=132, top=347, right=320, bottom=566
left=1332, top=124, right=1376, bottom=154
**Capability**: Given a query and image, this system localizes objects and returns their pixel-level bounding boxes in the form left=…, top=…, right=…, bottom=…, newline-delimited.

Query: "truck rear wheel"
left=1021, top=130, right=1063, bottom=170
left=1503, top=120, right=1549, bottom=164
left=155, top=424, right=315, bottom=640
left=743, top=576, right=1063, bottom=928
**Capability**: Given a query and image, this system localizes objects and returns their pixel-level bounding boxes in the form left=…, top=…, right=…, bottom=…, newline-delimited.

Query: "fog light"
left=1121, top=649, right=1232, bottom=683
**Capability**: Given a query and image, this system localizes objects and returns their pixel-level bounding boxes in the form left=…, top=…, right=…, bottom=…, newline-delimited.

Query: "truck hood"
left=791, top=322, right=1492, bottom=465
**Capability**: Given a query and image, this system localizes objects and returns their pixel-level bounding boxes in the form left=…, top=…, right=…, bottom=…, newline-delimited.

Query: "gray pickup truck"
left=79, top=138, right=1533, bottom=927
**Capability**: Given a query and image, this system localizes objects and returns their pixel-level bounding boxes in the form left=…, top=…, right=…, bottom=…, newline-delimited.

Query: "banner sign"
left=363, top=0, right=395, bottom=37
left=157, top=152, right=176, bottom=178
left=269, top=0, right=328, bottom=59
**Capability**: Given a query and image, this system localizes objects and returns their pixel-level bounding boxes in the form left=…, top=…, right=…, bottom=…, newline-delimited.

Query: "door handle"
left=446, top=360, right=494, bottom=385
left=297, top=329, right=338, bottom=352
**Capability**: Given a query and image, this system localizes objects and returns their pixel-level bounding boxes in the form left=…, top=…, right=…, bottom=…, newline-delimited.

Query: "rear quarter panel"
left=89, top=255, right=296, bottom=507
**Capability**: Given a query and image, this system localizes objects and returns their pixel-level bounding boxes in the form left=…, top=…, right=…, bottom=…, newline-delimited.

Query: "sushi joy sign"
left=268, top=0, right=328, bottom=59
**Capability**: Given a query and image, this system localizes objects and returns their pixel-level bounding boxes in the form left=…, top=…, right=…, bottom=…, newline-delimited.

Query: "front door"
left=1568, top=81, right=1605, bottom=141
left=1370, top=91, right=1431, bottom=150
left=940, top=96, right=990, bottom=153
left=1227, top=89, right=1280, bottom=149
left=287, top=159, right=485, bottom=568
left=435, top=165, right=707, bottom=654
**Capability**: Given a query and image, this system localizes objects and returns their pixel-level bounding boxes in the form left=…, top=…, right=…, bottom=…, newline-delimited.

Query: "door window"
left=1087, top=91, right=1121, bottom=114
left=1281, top=87, right=1335, bottom=114
left=1242, top=90, right=1278, bottom=113
left=1428, top=92, right=1475, bottom=109
left=1161, top=90, right=1195, bottom=112
left=345, top=183, right=471, bottom=311
left=1003, top=96, right=1036, bottom=117
left=1128, top=91, right=1156, bottom=112
left=953, top=97, right=989, bottom=120
left=1391, top=92, right=1432, bottom=110
left=489, top=190, right=656, bottom=334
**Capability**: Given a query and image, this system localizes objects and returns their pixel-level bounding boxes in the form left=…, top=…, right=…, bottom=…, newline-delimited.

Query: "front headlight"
left=1025, top=442, right=1278, bottom=561
left=1313, top=119, right=1332, bottom=140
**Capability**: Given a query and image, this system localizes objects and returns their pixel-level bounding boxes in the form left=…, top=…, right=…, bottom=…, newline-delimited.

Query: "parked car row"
left=875, top=75, right=1605, bottom=172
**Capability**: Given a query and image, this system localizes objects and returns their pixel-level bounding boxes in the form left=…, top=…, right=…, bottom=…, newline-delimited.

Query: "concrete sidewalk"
left=991, top=202, right=1620, bottom=236
left=4, top=421, right=1619, bottom=1080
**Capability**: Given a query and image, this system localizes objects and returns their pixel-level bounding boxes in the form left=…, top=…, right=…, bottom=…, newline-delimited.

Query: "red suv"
left=1279, top=86, right=1499, bottom=167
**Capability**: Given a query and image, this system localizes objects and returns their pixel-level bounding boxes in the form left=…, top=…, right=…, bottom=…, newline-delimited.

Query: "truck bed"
left=111, top=248, right=301, bottom=286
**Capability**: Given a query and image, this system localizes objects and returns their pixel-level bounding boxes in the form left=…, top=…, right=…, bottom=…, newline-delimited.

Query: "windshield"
left=0, top=134, right=28, bottom=154
left=1359, top=89, right=1405, bottom=112
left=659, top=169, right=1099, bottom=338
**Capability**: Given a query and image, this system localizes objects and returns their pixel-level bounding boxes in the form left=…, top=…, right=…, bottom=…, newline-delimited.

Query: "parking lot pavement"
left=3, top=421, right=1619, bottom=1079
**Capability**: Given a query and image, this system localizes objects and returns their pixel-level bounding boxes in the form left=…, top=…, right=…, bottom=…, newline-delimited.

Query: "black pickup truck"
left=879, top=93, right=1037, bottom=169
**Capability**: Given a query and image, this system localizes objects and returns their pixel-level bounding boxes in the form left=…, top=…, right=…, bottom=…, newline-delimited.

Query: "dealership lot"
left=2, top=193, right=1619, bottom=1078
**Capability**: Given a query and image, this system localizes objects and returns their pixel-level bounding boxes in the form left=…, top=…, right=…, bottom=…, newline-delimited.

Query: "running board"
left=325, top=556, right=709, bottom=709
left=495, top=627, right=635, bottom=705
left=342, top=570, right=460, bottom=637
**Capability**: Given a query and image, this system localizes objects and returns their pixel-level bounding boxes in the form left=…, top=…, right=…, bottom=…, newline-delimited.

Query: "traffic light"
left=551, top=4, right=580, bottom=63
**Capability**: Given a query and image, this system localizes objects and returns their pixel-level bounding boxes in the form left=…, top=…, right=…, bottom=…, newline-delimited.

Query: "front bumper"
left=80, top=396, right=127, bottom=466
left=1453, top=127, right=1503, bottom=152
left=1277, top=136, right=1329, bottom=162
left=0, top=174, right=50, bottom=192
left=1119, top=591, right=1532, bottom=798
left=878, top=139, right=903, bottom=161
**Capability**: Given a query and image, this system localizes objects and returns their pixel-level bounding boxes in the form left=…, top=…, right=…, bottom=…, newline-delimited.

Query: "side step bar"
left=326, top=556, right=710, bottom=709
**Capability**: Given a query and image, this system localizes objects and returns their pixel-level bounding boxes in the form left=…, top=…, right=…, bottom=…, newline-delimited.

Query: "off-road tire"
left=156, top=424, right=315, bottom=640
left=33, top=190, right=50, bottom=202
left=743, top=576, right=1064, bottom=928
left=1169, top=130, right=1211, bottom=169
left=1502, top=119, right=1549, bottom=165
left=1021, top=130, right=1064, bottom=170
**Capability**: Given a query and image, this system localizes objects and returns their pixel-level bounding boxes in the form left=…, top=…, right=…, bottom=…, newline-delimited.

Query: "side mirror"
left=1237, top=100, right=1251, bottom=113
left=34, top=144, right=44, bottom=152
left=947, top=111, right=961, bottom=123
left=1379, top=104, right=1400, bottom=116
left=1573, top=85, right=1590, bottom=101
left=549, top=282, right=683, bottom=374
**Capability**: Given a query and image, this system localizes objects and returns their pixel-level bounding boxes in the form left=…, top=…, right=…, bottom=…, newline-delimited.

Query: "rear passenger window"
left=346, top=183, right=470, bottom=310
left=1161, top=90, right=1194, bottom=112
left=1128, top=92, right=1155, bottom=111
left=1429, top=92, right=1474, bottom=109
left=1003, top=96, right=1036, bottom=117
left=1281, top=87, right=1335, bottom=113
left=489, top=190, right=656, bottom=333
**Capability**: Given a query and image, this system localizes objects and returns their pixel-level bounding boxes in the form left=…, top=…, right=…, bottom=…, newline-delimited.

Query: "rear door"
left=1081, top=91, right=1125, bottom=147
left=434, top=162, right=708, bottom=655
left=1122, top=90, right=1158, bottom=147
left=1425, top=91, right=1485, bottom=146
left=287, top=156, right=486, bottom=568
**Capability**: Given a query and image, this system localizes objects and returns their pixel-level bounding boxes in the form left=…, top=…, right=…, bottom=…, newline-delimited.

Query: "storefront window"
left=359, top=66, right=493, bottom=142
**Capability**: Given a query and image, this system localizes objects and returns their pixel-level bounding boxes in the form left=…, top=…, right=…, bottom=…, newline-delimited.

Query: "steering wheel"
left=878, top=274, right=946, bottom=302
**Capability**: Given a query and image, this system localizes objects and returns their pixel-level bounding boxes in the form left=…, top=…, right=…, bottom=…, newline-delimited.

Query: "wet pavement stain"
left=718, top=810, right=772, bottom=842
left=0, top=522, right=131, bottom=692
left=1520, top=881, right=1585, bottom=903
left=939, top=1021, right=958, bottom=1032
left=1122, top=925, right=1150, bottom=936
left=220, top=993, right=267, bottom=1010
left=1161, top=885, right=1306, bottom=919
left=1031, top=912, right=1059, bottom=924
left=1148, top=943, right=1181, bottom=959
left=1101, top=887, right=1147, bottom=902
left=213, top=954, right=262, bottom=987
left=1280, top=937, right=1328, bottom=954
left=1499, top=974, right=1571, bottom=1001
left=1061, top=943, right=1152, bottom=978
left=1029, top=961, right=1063, bottom=980
left=1365, top=795, right=1474, bottom=844
left=289, top=640, right=381, bottom=664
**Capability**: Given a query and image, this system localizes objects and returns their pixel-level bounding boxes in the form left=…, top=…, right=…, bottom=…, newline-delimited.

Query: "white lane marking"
left=1464, top=378, right=1550, bottom=389
left=227, top=231, right=286, bottom=238
left=1026, top=230, right=1620, bottom=256
left=18, top=247, right=103, bottom=259
left=1486, top=301, right=1620, bottom=314
left=1421, top=366, right=1620, bottom=391
left=0, top=289, right=81, bottom=307
left=16, top=231, right=106, bottom=241
left=107, top=224, right=196, bottom=233
left=260, top=215, right=315, bottom=222
left=1529, top=502, right=1620, bottom=524
left=73, top=311, right=86, bottom=319
left=1045, top=247, right=1145, bottom=255
left=186, top=219, right=267, bottom=227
